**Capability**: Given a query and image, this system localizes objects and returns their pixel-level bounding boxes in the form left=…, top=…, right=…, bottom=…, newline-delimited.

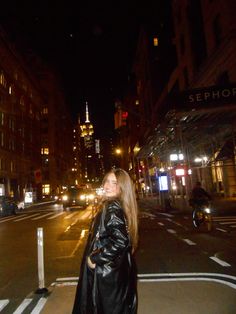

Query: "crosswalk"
left=213, top=215, right=236, bottom=232
left=0, top=295, right=48, bottom=313
left=0, top=208, right=93, bottom=225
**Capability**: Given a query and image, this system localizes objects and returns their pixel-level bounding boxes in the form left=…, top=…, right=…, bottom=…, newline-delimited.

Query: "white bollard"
left=36, top=227, right=48, bottom=294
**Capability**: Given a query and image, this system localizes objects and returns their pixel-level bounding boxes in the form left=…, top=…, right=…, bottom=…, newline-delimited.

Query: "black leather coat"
left=72, top=199, right=137, bottom=314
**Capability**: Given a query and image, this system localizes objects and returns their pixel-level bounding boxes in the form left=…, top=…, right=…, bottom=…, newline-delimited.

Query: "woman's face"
left=103, top=173, right=120, bottom=198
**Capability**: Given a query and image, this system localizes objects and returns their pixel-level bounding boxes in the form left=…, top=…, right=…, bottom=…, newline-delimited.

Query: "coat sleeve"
left=89, top=201, right=129, bottom=265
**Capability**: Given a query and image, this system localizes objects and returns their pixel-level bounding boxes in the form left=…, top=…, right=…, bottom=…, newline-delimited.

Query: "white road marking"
left=158, top=212, right=174, bottom=217
left=32, top=212, right=54, bottom=220
left=0, top=299, right=9, bottom=311
left=231, top=225, right=236, bottom=228
left=213, top=216, right=236, bottom=220
left=12, top=298, right=32, bottom=314
left=216, top=228, right=228, bottom=232
left=158, top=222, right=164, bottom=226
left=138, top=272, right=236, bottom=289
left=30, top=297, right=47, bottom=314
left=220, top=221, right=236, bottom=225
left=0, top=215, right=26, bottom=223
left=80, top=211, right=92, bottom=219
left=167, top=229, right=176, bottom=234
left=209, top=256, right=231, bottom=267
left=47, top=212, right=65, bottom=219
left=182, top=238, right=196, bottom=245
left=64, top=212, right=77, bottom=219
left=14, top=213, right=41, bottom=221
left=56, top=277, right=79, bottom=281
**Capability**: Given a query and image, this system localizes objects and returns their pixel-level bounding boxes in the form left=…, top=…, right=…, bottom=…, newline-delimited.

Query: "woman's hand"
left=87, top=256, right=96, bottom=269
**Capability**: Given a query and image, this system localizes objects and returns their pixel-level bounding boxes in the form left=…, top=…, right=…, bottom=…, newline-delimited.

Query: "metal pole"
left=35, top=227, right=48, bottom=294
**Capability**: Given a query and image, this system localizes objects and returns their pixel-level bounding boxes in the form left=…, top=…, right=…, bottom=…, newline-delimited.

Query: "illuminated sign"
left=158, top=175, right=168, bottom=191
left=175, top=168, right=185, bottom=176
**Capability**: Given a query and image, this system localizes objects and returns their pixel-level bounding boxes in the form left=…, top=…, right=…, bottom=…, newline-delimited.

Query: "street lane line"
left=209, top=256, right=231, bottom=267
left=216, top=228, right=228, bottom=232
left=64, top=212, right=77, bottom=219
left=0, top=300, right=9, bottom=311
left=30, top=297, right=47, bottom=314
left=32, top=213, right=54, bottom=220
left=56, top=277, right=78, bottom=281
left=182, top=238, right=196, bottom=245
left=213, top=216, right=236, bottom=219
left=158, top=212, right=174, bottom=217
left=158, top=222, right=164, bottom=226
left=47, top=212, right=65, bottom=219
left=167, top=229, right=176, bottom=234
left=220, top=221, right=236, bottom=225
left=13, top=213, right=41, bottom=221
left=231, top=225, right=236, bottom=228
left=0, top=215, right=26, bottom=223
left=138, top=277, right=236, bottom=289
left=80, top=211, right=91, bottom=220
left=12, top=298, right=32, bottom=314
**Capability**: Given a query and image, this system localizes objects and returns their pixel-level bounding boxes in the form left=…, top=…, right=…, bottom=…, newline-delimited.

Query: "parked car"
left=61, top=187, right=96, bottom=209
left=0, top=196, right=18, bottom=216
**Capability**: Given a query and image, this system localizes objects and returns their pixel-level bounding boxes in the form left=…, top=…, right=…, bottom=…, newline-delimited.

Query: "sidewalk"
left=41, top=279, right=236, bottom=314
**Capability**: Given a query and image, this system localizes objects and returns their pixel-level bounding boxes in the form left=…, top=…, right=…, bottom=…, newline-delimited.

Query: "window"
left=41, top=147, right=49, bottom=155
left=0, top=71, right=7, bottom=88
left=42, top=184, right=50, bottom=195
left=153, top=37, right=158, bottom=47
left=42, top=107, right=48, bottom=114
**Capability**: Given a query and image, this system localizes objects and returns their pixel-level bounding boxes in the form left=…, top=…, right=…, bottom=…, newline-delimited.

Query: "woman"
left=72, top=168, right=139, bottom=314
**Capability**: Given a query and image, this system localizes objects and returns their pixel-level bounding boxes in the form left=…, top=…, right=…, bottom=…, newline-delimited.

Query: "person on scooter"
left=189, top=182, right=212, bottom=227
left=190, top=181, right=211, bottom=206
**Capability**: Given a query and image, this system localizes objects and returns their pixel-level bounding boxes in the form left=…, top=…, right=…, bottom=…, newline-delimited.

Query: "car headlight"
left=62, top=195, right=68, bottom=201
left=88, top=194, right=95, bottom=200
left=54, top=195, right=59, bottom=200
left=80, top=194, right=86, bottom=200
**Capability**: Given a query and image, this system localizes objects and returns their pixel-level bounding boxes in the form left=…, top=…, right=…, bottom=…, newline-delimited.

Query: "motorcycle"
left=190, top=199, right=213, bottom=231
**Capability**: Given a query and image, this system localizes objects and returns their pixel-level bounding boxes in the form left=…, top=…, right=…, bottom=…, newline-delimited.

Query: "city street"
left=0, top=199, right=236, bottom=313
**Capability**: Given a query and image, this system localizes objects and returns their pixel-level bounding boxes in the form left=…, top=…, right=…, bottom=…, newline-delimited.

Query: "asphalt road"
left=0, top=200, right=236, bottom=313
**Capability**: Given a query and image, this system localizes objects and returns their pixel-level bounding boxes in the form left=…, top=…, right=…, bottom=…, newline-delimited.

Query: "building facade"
left=125, top=0, right=236, bottom=202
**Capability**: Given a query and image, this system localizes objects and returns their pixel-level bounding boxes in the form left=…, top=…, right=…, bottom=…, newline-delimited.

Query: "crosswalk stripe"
left=32, top=212, right=54, bottom=220
left=12, top=298, right=33, bottom=314
left=14, top=213, right=41, bottom=222
left=0, top=299, right=9, bottom=311
left=47, top=212, right=65, bottom=219
left=30, top=297, right=47, bottom=314
left=0, top=215, right=26, bottom=223
left=64, top=212, right=77, bottom=219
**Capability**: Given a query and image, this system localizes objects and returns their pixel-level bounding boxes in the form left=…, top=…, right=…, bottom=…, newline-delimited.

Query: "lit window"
left=153, top=37, right=158, bottom=46
left=0, top=71, right=7, bottom=87
left=42, top=184, right=50, bottom=195
left=41, top=147, right=49, bottom=155
left=42, top=107, right=48, bottom=114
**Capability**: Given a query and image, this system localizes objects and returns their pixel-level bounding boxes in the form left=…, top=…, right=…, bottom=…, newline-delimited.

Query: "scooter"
left=192, top=201, right=213, bottom=231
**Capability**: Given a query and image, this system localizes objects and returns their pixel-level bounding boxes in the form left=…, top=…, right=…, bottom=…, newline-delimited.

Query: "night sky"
left=1, top=0, right=172, bottom=138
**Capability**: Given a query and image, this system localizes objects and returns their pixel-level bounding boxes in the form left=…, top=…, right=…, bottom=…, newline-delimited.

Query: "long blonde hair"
left=102, top=168, right=139, bottom=251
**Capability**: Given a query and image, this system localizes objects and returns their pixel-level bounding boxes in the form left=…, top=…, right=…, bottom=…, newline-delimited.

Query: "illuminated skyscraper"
left=80, top=102, right=95, bottom=181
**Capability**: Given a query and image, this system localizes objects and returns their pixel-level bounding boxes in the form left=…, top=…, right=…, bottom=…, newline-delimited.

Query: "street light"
left=115, top=148, right=122, bottom=155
